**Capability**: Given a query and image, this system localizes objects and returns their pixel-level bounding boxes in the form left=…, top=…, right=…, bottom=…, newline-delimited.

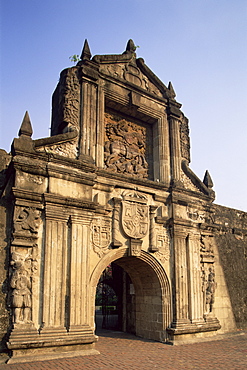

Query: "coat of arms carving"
left=121, top=191, right=149, bottom=239
left=92, top=218, right=111, bottom=257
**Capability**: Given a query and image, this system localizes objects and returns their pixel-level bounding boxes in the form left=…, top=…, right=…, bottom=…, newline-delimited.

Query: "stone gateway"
left=0, top=40, right=246, bottom=363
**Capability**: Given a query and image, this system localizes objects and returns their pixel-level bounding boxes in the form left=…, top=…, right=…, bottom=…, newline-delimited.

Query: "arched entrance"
left=91, top=248, right=171, bottom=342
left=95, top=263, right=135, bottom=333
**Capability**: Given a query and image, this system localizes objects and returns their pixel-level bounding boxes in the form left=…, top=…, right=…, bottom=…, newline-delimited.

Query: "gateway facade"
left=0, top=40, right=246, bottom=363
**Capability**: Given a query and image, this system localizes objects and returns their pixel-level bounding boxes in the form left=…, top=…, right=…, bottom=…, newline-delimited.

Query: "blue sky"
left=1, top=0, right=247, bottom=211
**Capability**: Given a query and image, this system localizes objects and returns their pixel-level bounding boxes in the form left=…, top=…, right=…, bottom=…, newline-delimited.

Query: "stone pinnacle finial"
left=125, top=39, right=136, bottom=53
left=80, top=39, right=92, bottom=61
left=18, top=111, right=33, bottom=138
left=203, top=170, right=214, bottom=188
left=168, top=81, right=176, bottom=98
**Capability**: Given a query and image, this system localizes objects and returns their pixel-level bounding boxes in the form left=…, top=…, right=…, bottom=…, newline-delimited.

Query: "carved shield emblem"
left=122, top=201, right=149, bottom=239
left=92, top=218, right=111, bottom=257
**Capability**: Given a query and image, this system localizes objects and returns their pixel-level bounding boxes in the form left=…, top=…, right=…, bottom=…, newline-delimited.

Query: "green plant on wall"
left=69, top=54, right=80, bottom=64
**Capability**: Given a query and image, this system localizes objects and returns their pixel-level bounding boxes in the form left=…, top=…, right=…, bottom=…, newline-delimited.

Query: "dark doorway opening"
left=95, top=262, right=135, bottom=334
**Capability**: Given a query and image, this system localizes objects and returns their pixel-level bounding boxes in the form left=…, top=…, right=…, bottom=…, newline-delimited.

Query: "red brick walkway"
left=0, top=329, right=246, bottom=369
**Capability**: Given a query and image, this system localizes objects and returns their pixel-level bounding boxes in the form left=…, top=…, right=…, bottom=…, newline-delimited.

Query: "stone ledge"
left=7, top=343, right=99, bottom=364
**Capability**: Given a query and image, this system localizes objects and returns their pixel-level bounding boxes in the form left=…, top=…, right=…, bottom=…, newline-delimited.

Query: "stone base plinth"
left=167, top=317, right=221, bottom=345
left=7, top=324, right=99, bottom=363
left=7, top=343, right=99, bottom=364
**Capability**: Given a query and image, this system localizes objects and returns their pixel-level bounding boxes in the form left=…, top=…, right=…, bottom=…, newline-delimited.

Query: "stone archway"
left=90, top=248, right=171, bottom=342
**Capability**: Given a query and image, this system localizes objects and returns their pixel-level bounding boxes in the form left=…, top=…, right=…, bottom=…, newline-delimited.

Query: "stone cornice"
left=12, top=187, right=43, bottom=204
left=33, top=129, right=78, bottom=148
left=46, top=163, right=96, bottom=186
left=96, top=169, right=169, bottom=191
left=43, top=193, right=107, bottom=214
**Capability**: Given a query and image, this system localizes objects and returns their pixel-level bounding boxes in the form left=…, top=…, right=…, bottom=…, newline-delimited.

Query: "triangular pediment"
left=91, top=39, right=175, bottom=99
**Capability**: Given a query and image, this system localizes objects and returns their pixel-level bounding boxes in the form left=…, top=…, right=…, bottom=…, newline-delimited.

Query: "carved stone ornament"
left=187, top=206, right=216, bottom=225
left=91, top=218, right=111, bottom=257
left=10, top=249, right=38, bottom=324
left=101, top=63, right=162, bottom=96
left=181, top=172, right=201, bottom=193
left=200, top=235, right=216, bottom=315
left=14, top=207, right=41, bottom=235
left=154, top=226, right=170, bottom=263
left=129, top=239, right=143, bottom=257
left=187, top=206, right=206, bottom=222
left=200, top=235, right=214, bottom=263
left=104, top=113, right=149, bottom=178
left=35, top=140, right=78, bottom=158
left=121, top=191, right=149, bottom=239
left=180, top=116, right=190, bottom=162
left=202, top=266, right=216, bottom=315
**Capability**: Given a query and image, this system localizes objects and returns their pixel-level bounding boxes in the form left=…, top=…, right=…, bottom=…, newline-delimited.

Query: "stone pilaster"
left=171, top=227, right=190, bottom=327
left=111, top=197, right=122, bottom=248
left=42, top=207, right=68, bottom=333
left=149, top=205, right=158, bottom=252
left=154, top=115, right=170, bottom=183
left=79, top=81, right=98, bottom=160
left=69, top=214, right=92, bottom=332
left=169, top=117, right=181, bottom=183
left=187, top=233, right=204, bottom=323
left=96, top=84, right=105, bottom=168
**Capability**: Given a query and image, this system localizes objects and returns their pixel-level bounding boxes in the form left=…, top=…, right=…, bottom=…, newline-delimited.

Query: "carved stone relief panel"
left=121, top=190, right=149, bottom=239
left=180, top=116, right=190, bottom=162
left=9, top=248, right=38, bottom=324
left=154, top=225, right=170, bottom=264
left=91, top=217, right=111, bottom=257
left=101, top=62, right=162, bottom=97
left=181, top=171, right=201, bottom=193
left=35, top=140, right=78, bottom=158
left=200, top=235, right=216, bottom=315
left=54, top=67, right=80, bottom=132
left=13, top=207, right=41, bottom=236
left=104, top=112, right=152, bottom=179
left=187, top=206, right=206, bottom=222
left=187, top=206, right=216, bottom=225
left=62, top=68, right=80, bottom=128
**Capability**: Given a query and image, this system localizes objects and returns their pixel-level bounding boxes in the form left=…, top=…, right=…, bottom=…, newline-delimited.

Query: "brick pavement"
left=0, top=329, right=246, bottom=369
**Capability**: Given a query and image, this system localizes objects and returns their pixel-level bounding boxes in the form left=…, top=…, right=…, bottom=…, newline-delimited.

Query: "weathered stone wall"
left=214, top=204, right=247, bottom=329
left=0, top=150, right=12, bottom=350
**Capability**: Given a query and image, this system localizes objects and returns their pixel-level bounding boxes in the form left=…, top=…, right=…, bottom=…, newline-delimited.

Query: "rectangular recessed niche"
left=104, top=110, right=153, bottom=180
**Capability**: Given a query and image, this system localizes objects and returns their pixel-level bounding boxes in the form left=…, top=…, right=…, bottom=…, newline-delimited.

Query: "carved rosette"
left=104, top=113, right=149, bottom=179
left=91, top=217, right=111, bottom=257
left=200, top=235, right=216, bottom=316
